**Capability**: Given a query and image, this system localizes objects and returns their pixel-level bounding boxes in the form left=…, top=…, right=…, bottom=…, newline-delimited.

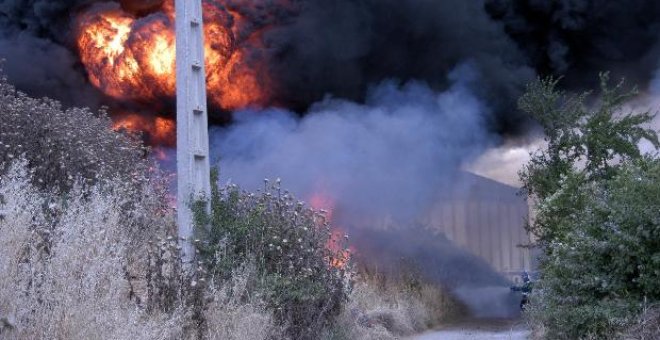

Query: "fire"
left=76, top=0, right=268, bottom=111
left=112, top=114, right=176, bottom=147
left=309, top=191, right=352, bottom=269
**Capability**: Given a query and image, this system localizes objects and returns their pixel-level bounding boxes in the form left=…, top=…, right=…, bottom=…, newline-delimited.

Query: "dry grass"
left=203, top=263, right=284, bottom=340
left=0, top=161, right=185, bottom=340
left=0, top=161, right=461, bottom=340
left=322, top=273, right=460, bottom=340
left=0, top=161, right=279, bottom=340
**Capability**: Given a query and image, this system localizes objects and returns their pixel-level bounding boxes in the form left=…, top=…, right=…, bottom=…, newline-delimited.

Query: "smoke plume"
left=4, top=0, right=532, bottom=133
left=209, top=64, right=529, bottom=316
left=210, top=64, right=493, bottom=222
left=485, top=0, right=660, bottom=89
left=4, top=0, right=660, bottom=135
left=0, top=0, right=102, bottom=107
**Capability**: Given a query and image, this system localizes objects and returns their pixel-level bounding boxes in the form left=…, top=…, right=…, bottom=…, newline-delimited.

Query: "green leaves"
left=531, top=158, right=660, bottom=338
left=520, top=74, right=660, bottom=339
left=519, top=73, right=659, bottom=244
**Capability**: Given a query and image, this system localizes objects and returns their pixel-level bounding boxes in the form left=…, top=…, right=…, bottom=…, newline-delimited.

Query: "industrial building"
left=423, top=173, right=535, bottom=283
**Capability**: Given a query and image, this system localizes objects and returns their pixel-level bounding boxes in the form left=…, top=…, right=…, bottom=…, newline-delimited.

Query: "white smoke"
left=645, top=67, right=660, bottom=141
left=209, top=63, right=496, bottom=222
left=471, top=68, right=660, bottom=187
left=618, top=68, right=660, bottom=156
left=467, top=137, right=545, bottom=187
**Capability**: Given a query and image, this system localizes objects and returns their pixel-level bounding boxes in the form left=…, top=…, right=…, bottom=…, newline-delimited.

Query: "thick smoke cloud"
left=210, top=64, right=494, bottom=222
left=259, top=0, right=534, bottom=134
left=1, top=0, right=533, bottom=132
left=4, top=0, right=660, bottom=135
left=0, top=33, right=101, bottom=107
left=486, top=0, right=660, bottom=89
left=0, top=0, right=89, bottom=35
left=211, top=65, right=524, bottom=314
left=0, top=0, right=102, bottom=107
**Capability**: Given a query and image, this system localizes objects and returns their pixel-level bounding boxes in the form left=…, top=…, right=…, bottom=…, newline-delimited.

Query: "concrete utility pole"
left=175, top=0, right=211, bottom=263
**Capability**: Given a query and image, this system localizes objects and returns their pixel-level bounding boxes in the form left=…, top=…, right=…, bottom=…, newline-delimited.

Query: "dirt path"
left=410, top=319, right=529, bottom=340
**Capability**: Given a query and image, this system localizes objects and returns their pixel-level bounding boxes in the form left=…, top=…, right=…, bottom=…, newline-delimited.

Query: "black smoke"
left=256, top=0, right=537, bottom=135
left=485, top=0, right=660, bottom=89
left=2, top=0, right=660, bottom=134
left=0, top=0, right=104, bottom=107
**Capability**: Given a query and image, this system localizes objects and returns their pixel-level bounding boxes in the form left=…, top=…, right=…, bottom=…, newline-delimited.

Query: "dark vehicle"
left=510, top=272, right=533, bottom=310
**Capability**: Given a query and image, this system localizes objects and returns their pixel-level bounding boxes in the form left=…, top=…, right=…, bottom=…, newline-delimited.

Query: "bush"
left=194, top=172, right=351, bottom=340
left=519, top=74, right=660, bottom=339
left=0, top=71, right=151, bottom=192
left=622, top=302, right=660, bottom=339
left=518, top=73, right=658, bottom=244
left=528, top=158, right=660, bottom=339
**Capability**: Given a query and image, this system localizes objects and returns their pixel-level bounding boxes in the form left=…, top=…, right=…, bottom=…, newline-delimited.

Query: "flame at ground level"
left=309, top=191, right=352, bottom=269
left=76, top=0, right=269, bottom=111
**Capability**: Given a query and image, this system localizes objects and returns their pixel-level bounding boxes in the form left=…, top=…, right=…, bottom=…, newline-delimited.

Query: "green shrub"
left=518, top=73, right=658, bottom=245
left=193, top=171, right=351, bottom=340
left=519, top=74, right=660, bottom=339
left=528, top=158, right=660, bottom=339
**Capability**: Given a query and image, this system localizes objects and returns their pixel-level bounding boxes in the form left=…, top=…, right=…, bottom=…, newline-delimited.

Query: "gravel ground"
left=410, top=318, right=529, bottom=340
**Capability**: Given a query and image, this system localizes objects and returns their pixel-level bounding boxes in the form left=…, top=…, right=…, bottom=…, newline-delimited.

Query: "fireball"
left=75, top=0, right=268, bottom=111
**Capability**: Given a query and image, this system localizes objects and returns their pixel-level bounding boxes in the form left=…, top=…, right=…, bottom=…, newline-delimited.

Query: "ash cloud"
left=0, top=32, right=101, bottom=107
left=258, top=0, right=534, bottom=135
left=0, top=0, right=90, bottom=35
left=4, top=0, right=534, bottom=133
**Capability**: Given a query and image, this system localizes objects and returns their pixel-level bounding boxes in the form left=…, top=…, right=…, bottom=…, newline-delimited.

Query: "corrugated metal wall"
left=423, top=173, right=533, bottom=282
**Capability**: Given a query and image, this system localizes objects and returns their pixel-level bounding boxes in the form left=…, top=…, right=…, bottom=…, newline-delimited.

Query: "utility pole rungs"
left=176, top=0, right=211, bottom=264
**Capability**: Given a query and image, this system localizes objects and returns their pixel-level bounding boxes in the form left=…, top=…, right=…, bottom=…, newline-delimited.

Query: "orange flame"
left=309, top=191, right=352, bottom=269
left=112, top=114, right=176, bottom=147
left=76, top=0, right=268, bottom=111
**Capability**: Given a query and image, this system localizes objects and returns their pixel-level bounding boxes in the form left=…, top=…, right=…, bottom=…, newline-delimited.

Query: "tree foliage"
left=529, top=158, right=660, bottom=339
left=519, top=73, right=659, bottom=244
left=520, top=75, right=660, bottom=339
